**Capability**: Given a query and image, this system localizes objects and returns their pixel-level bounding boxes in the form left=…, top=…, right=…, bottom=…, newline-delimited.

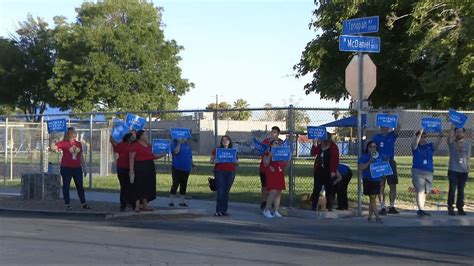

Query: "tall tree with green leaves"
left=0, top=15, right=57, bottom=120
left=231, top=98, right=251, bottom=120
left=206, top=102, right=233, bottom=120
left=294, top=1, right=473, bottom=109
left=49, top=0, right=193, bottom=113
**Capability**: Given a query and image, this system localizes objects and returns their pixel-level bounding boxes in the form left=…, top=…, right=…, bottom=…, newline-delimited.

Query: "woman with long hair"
left=129, top=130, right=164, bottom=212
left=210, top=135, right=238, bottom=216
left=311, top=133, right=339, bottom=211
left=52, top=127, right=91, bottom=210
left=359, top=141, right=384, bottom=223
left=110, top=133, right=133, bottom=212
left=262, top=139, right=286, bottom=218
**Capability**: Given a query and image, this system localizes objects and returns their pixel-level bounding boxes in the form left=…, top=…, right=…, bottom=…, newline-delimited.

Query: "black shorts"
left=363, top=179, right=381, bottom=196
left=382, top=160, right=398, bottom=185
left=259, top=172, right=266, bottom=188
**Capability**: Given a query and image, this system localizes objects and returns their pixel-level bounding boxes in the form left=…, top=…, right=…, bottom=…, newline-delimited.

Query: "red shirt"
left=56, top=140, right=83, bottom=168
left=212, top=148, right=237, bottom=172
left=113, top=142, right=130, bottom=169
left=259, top=138, right=283, bottom=173
left=311, top=142, right=339, bottom=174
left=130, top=142, right=154, bottom=161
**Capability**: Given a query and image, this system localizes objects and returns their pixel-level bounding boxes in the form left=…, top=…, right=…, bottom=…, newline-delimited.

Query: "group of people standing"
left=52, top=123, right=470, bottom=220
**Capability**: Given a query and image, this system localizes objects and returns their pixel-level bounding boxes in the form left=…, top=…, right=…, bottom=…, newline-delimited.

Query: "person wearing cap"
left=372, top=124, right=400, bottom=215
left=411, top=129, right=443, bottom=217
left=447, top=126, right=471, bottom=216
left=311, top=132, right=339, bottom=211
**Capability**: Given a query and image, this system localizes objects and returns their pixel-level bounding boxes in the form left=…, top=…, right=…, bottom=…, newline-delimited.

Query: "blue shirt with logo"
left=358, top=153, right=386, bottom=180
left=412, top=143, right=434, bottom=172
left=373, top=131, right=397, bottom=160
left=171, top=142, right=193, bottom=172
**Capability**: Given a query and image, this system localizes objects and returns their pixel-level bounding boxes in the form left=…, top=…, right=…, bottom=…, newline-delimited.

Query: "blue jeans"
left=215, top=170, right=235, bottom=214
left=60, top=166, right=86, bottom=205
left=447, top=170, right=468, bottom=210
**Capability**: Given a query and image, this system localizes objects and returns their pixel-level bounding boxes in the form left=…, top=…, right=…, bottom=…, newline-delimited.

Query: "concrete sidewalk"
left=1, top=187, right=473, bottom=226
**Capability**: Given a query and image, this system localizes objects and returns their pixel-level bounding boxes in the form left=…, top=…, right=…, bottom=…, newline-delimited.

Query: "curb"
left=286, top=208, right=356, bottom=219
left=0, top=207, right=208, bottom=219
left=105, top=208, right=208, bottom=219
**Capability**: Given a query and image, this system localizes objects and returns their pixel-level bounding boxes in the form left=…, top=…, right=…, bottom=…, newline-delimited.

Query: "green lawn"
left=2, top=155, right=473, bottom=208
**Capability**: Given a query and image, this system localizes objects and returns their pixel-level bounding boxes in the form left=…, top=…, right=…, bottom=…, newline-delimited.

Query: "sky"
left=0, top=0, right=350, bottom=111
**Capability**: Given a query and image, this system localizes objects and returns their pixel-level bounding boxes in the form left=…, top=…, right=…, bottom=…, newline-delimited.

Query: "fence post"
left=288, top=105, right=295, bottom=207
left=3, top=117, right=8, bottom=187
left=214, top=109, right=218, bottom=148
left=89, top=114, right=93, bottom=189
left=40, top=116, right=45, bottom=200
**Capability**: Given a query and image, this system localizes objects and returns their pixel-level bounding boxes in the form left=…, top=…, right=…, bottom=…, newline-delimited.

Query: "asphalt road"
left=1, top=213, right=473, bottom=265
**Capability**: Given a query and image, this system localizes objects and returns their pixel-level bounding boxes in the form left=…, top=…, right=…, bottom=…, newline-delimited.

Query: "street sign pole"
left=357, top=51, right=363, bottom=217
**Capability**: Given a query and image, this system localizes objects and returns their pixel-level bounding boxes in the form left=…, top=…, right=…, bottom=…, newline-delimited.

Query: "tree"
left=294, top=1, right=473, bottom=109
left=231, top=98, right=251, bottom=120
left=49, top=0, right=193, bottom=113
left=0, top=15, right=57, bottom=120
left=206, top=101, right=233, bottom=120
left=263, top=103, right=310, bottom=131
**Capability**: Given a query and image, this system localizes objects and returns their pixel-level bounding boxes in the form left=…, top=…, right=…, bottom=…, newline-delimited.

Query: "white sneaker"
left=262, top=210, right=273, bottom=218
left=273, top=210, right=283, bottom=218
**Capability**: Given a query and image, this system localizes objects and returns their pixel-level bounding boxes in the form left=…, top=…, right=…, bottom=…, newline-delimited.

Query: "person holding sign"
left=359, top=141, right=385, bottom=223
left=258, top=126, right=281, bottom=210
left=129, top=130, right=165, bottom=212
left=210, top=135, right=238, bottom=216
left=51, top=127, right=91, bottom=211
left=447, top=126, right=471, bottom=216
left=411, top=129, right=443, bottom=217
left=373, top=123, right=400, bottom=215
left=310, top=133, right=339, bottom=212
left=110, top=133, right=134, bottom=212
left=261, top=140, right=287, bottom=218
left=169, top=138, right=195, bottom=207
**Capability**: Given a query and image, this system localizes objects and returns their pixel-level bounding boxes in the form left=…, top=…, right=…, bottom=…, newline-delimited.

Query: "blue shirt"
left=337, top=164, right=352, bottom=177
left=373, top=131, right=397, bottom=160
left=171, top=142, right=193, bottom=172
left=412, top=143, right=434, bottom=172
left=358, top=153, right=386, bottom=180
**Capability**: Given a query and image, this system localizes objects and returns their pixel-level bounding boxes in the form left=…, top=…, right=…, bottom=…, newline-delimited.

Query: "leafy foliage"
left=48, top=0, right=193, bottom=113
left=295, top=1, right=473, bottom=109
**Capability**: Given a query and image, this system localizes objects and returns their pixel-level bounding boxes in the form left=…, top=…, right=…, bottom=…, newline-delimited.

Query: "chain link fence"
left=1, top=107, right=473, bottom=209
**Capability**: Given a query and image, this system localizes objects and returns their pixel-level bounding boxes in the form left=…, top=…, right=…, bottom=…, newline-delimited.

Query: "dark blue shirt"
left=337, top=164, right=352, bottom=177
left=373, top=131, right=397, bottom=160
left=412, top=143, right=434, bottom=172
left=171, top=142, right=193, bottom=172
left=358, top=153, right=386, bottom=180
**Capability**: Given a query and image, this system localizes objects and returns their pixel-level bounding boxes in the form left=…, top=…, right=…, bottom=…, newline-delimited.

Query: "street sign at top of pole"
left=342, top=16, right=379, bottom=35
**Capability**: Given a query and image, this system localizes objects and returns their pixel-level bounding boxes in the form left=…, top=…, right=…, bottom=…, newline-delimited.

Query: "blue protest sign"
left=125, top=113, right=146, bottom=131
left=271, top=146, right=291, bottom=162
left=421, top=117, right=442, bottom=133
left=307, top=126, right=327, bottom=140
left=342, top=16, right=379, bottom=35
left=171, top=128, right=192, bottom=140
left=339, top=35, right=381, bottom=53
left=280, top=139, right=290, bottom=147
left=376, top=113, right=398, bottom=128
left=370, top=161, right=393, bottom=179
left=47, top=119, right=67, bottom=134
left=448, top=109, right=468, bottom=128
left=111, top=121, right=130, bottom=142
left=152, top=139, right=170, bottom=154
left=253, top=137, right=269, bottom=155
left=215, top=148, right=237, bottom=163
